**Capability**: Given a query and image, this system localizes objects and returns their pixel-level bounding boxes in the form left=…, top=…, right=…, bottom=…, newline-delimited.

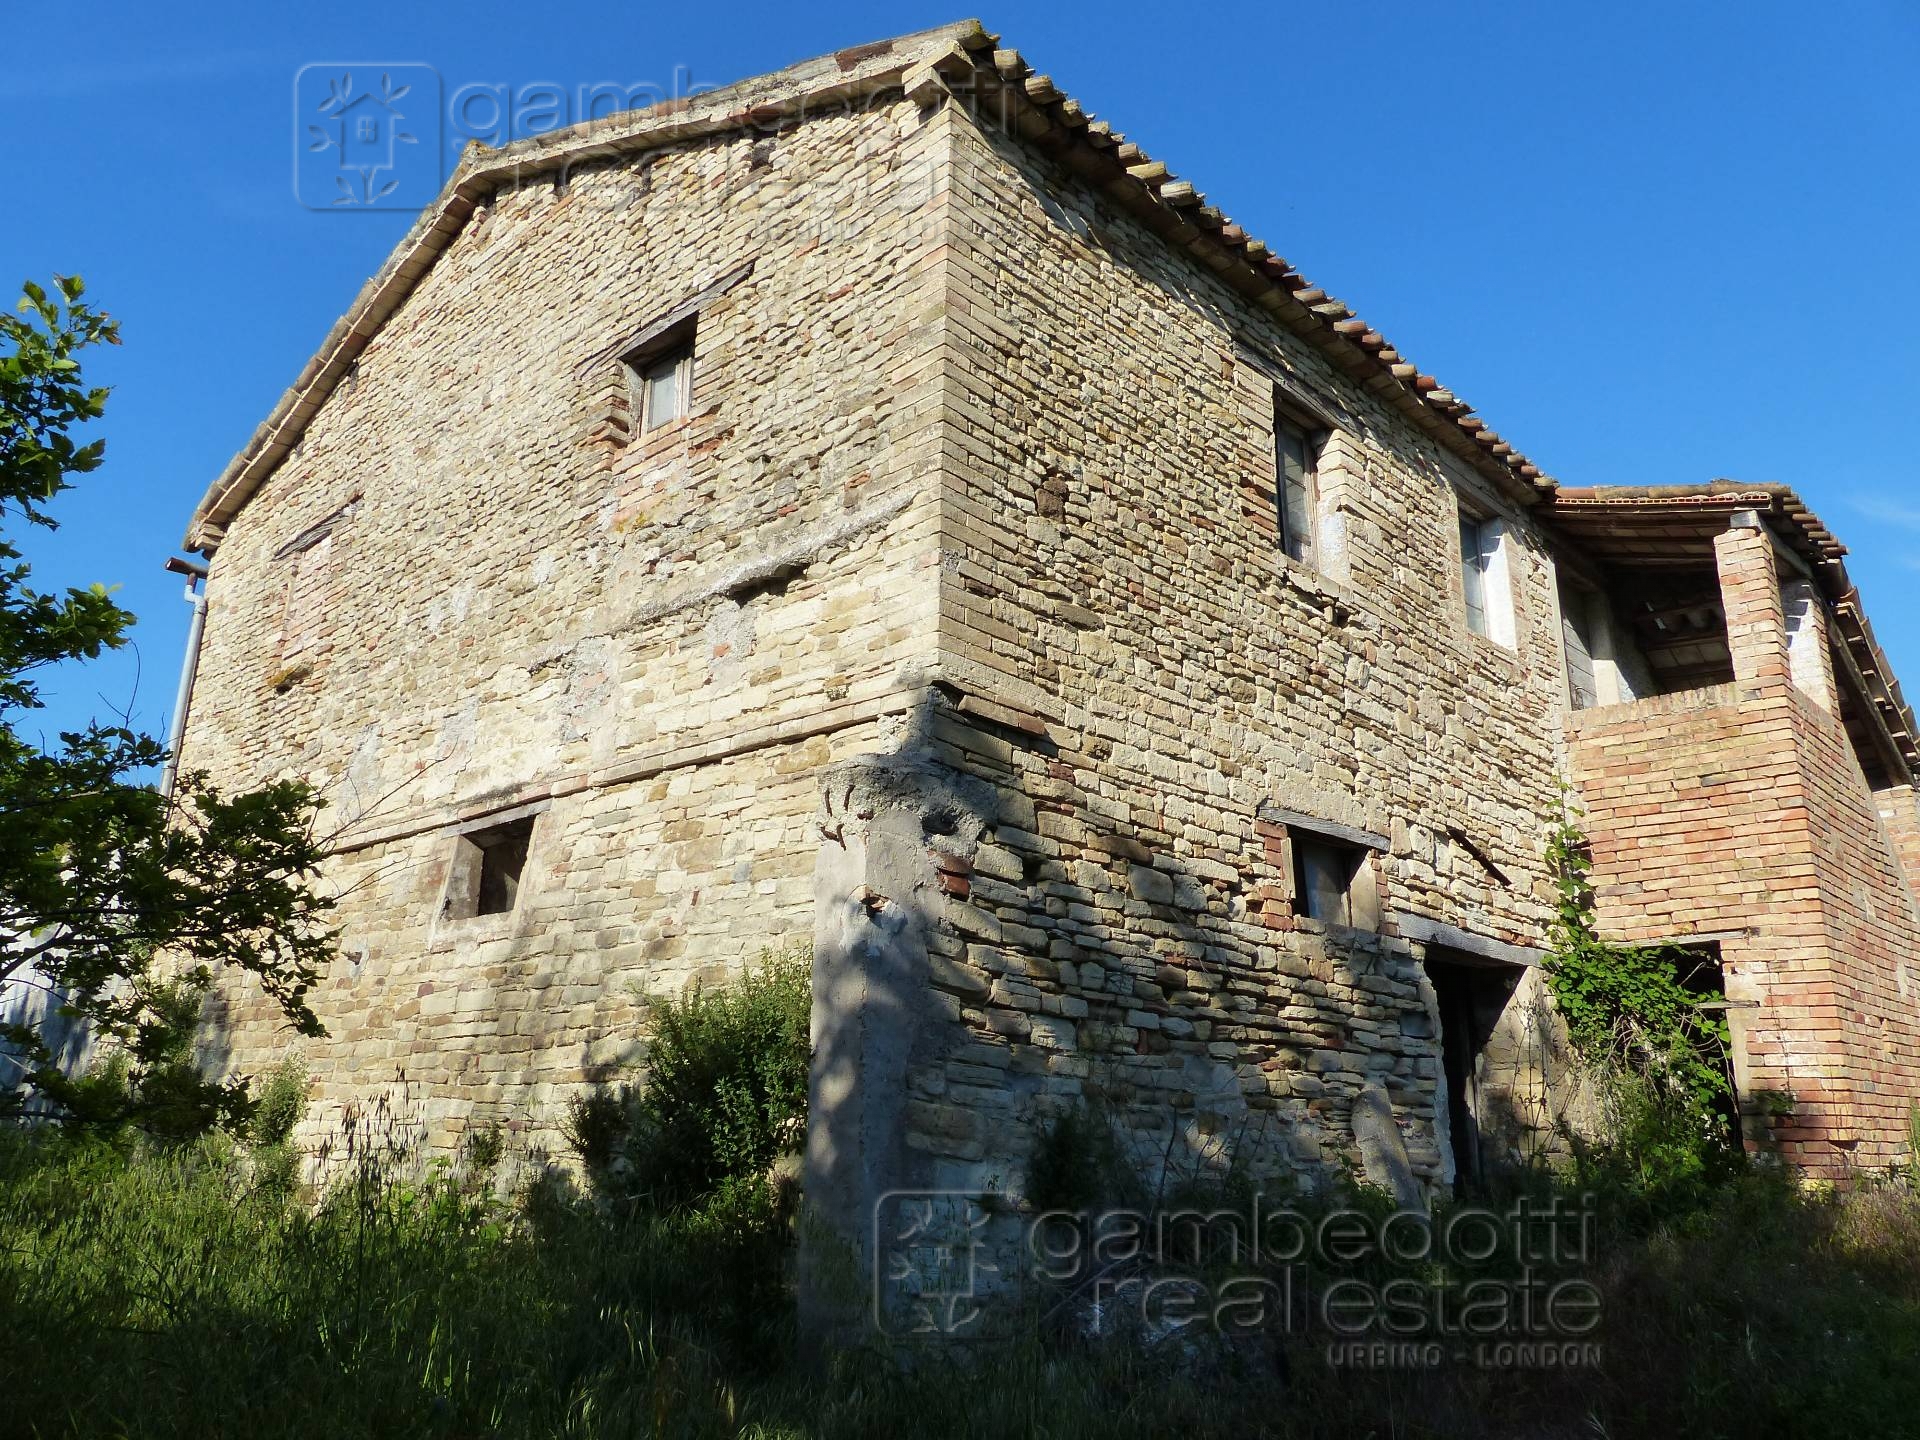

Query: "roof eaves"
left=1546, top=482, right=1917, bottom=780
left=948, top=35, right=1555, bottom=508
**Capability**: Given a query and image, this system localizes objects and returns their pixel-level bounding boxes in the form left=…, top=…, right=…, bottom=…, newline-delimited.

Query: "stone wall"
left=177, top=32, right=1918, bottom=1211
left=181, top=91, right=957, bottom=1154
left=190, top=59, right=1590, bottom=1191
left=812, top=92, right=1589, bottom=1219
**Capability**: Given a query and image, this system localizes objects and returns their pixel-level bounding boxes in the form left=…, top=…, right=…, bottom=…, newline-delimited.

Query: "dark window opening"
left=444, top=816, right=536, bottom=921
left=1616, top=569, right=1734, bottom=696
left=1273, top=401, right=1321, bottom=566
left=1671, top=944, right=1742, bottom=1145
left=1292, top=835, right=1363, bottom=927
left=475, top=818, right=533, bottom=915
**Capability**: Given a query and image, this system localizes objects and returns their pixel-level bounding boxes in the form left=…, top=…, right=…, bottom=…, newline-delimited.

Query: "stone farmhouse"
left=176, top=21, right=1920, bottom=1239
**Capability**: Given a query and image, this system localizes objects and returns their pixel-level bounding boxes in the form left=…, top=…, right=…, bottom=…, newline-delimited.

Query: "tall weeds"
left=4, top=944, right=1919, bottom=1439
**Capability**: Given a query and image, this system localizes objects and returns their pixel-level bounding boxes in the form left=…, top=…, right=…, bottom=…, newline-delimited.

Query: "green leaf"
left=0, top=274, right=334, bottom=1140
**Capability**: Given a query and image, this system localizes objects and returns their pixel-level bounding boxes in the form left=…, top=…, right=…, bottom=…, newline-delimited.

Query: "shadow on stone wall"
left=798, top=693, right=1491, bottom=1330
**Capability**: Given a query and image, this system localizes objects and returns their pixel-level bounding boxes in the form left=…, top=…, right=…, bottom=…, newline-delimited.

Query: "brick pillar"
left=1781, top=579, right=1838, bottom=712
left=1714, top=513, right=1789, bottom=688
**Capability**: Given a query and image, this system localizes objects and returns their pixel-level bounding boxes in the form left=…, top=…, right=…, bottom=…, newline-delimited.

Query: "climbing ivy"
left=1542, top=787, right=1733, bottom=1121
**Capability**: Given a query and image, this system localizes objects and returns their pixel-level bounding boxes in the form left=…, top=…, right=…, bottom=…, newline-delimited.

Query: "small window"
left=1458, top=507, right=1514, bottom=646
left=1274, top=402, right=1319, bottom=565
left=626, top=322, right=695, bottom=433
left=1460, top=513, right=1492, bottom=636
left=475, top=821, right=532, bottom=915
left=443, top=816, right=536, bottom=921
left=1560, top=579, right=1602, bottom=711
left=1293, top=835, right=1363, bottom=926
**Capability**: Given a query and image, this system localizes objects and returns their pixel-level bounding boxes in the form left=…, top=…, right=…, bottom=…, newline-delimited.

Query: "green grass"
left=3, top=1130, right=1919, bottom=1439
left=0, top=1133, right=786, bottom=1439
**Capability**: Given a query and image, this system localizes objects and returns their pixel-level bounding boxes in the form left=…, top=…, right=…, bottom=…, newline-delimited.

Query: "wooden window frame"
left=1261, top=805, right=1385, bottom=933
left=1559, top=577, right=1603, bottom=711
left=580, top=260, right=754, bottom=447
left=1292, top=834, right=1364, bottom=927
left=626, top=319, right=696, bottom=434
left=1460, top=511, right=1492, bottom=638
left=1273, top=395, right=1323, bottom=567
left=1457, top=502, right=1516, bottom=648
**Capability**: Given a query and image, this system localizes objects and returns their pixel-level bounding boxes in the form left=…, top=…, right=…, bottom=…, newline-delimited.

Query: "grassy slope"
left=3, top=1134, right=1918, bottom=1440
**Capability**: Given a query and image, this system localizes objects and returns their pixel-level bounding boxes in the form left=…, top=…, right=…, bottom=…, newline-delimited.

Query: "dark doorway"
left=1670, top=944, right=1742, bottom=1146
left=1427, top=956, right=1524, bottom=1193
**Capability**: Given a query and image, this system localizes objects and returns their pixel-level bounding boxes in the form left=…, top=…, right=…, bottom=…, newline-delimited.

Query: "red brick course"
left=1565, top=523, right=1920, bottom=1178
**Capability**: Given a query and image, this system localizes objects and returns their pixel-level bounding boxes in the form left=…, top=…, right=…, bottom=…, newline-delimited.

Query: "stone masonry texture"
left=177, top=24, right=1919, bottom=1209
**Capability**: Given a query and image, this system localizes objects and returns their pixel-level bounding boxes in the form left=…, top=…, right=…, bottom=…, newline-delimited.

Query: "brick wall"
left=1797, top=694, right=1920, bottom=1170
left=1880, top=787, right=1920, bottom=892
left=1562, top=683, right=1844, bottom=1161
left=1564, top=523, right=1920, bottom=1177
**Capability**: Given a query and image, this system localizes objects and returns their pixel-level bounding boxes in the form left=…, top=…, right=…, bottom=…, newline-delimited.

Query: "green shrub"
left=248, top=1057, right=309, bottom=1149
left=562, top=1083, right=629, bottom=1171
left=31, top=973, right=258, bottom=1142
left=460, top=1119, right=505, bottom=1176
left=1025, top=1101, right=1118, bottom=1213
left=611, top=947, right=811, bottom=1211
left=242, top=1057, right=309, bottom=1195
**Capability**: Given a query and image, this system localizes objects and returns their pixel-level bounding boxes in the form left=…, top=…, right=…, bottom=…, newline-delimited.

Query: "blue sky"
left=7, top=0, right=1917, bottom=751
